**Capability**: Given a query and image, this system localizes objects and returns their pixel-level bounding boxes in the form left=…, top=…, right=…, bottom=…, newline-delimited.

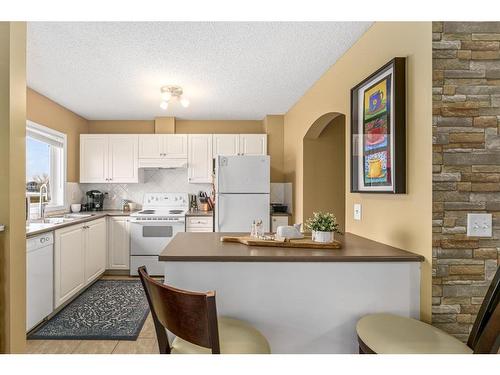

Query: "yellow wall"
left=263, top=115, right=285, bottom=182
left=175, top=120, right=264, bottom=134
left=27, top=88, right=88, bottom=182
left=88, top=120, right=154, bottom=134
left=0, top=21, right=27, bottom=354
left=283, top=22, right=432, bottom=321
left=303, top=115, right=346, bottom=232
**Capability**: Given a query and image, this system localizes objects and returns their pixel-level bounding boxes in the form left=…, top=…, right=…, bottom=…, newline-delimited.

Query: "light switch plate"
left=467, top=213, right=492, bottom=237
left=354, top=203, right=362, bottom=221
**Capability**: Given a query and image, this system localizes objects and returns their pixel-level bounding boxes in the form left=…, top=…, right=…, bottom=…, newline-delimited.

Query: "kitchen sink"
left=27, top=223, right=56, bottom=231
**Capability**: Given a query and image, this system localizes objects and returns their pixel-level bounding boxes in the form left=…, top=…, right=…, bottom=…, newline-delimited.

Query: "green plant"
left=305, top=212, right=342, bottom=234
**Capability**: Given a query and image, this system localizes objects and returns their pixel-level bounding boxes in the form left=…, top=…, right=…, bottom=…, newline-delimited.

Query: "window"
left=26, top=121, right=67, bottom=214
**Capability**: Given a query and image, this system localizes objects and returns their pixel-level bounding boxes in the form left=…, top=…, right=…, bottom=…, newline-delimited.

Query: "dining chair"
left=356, top=266, right=500, bottom=354
left=138, top=266, right=271, bottom=354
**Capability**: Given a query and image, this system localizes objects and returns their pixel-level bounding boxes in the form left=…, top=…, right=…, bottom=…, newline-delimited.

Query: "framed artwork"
left=350, top=57, right=406, bottom=194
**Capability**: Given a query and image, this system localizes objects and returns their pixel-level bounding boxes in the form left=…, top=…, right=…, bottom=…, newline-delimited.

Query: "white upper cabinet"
left=80, top=135, right=109, bottom=183
left=138, top=135, right=163, bottom=159
left=80, top=135, right=138, bottom=183
left=213, top=134, right=240, bottom=157
left=188, top=134, right=213, bottom=184
left=138, top=134, right=187, bottom=159
left=164, top=134, right=188, bottom=158
left=109, top=135, right=138, bottom=183
left=239, top=134, right=267, bottom=155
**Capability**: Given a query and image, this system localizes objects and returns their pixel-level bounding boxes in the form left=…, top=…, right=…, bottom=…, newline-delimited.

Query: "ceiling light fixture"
left=159, top=85, right=190, bottom=110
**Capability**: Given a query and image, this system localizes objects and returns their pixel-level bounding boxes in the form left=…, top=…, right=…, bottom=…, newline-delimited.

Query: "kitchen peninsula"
left=159, top=232, right=424, bottom=353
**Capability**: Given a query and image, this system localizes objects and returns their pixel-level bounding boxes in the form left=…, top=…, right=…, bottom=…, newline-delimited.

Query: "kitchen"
left=2, top=19, right=497, bottom=358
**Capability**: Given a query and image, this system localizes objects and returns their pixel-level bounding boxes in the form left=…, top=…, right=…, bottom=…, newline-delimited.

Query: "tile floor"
left=26, top=276, right=160, bottom=354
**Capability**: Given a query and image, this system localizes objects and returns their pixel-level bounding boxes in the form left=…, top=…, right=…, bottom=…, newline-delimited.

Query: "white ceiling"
left=27, top=22, right=372, bottom=120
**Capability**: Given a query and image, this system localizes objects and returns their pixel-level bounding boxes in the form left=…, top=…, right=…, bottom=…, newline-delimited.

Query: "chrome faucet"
left=39, top=183, right=48, bottom=222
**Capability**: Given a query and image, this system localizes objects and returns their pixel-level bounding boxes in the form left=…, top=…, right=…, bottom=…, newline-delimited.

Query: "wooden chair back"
left=469, top=265, right=500, bottom=353
left=138, top=266, right=220, bottom=354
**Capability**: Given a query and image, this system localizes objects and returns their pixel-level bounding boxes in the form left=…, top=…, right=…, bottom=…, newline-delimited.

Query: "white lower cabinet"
left=54, top=218, right=107, bottom=308
left=271, top=215, right=289, bottom=232
left=85, top=219, right=107, bottom=284
left=107, top=217, right=130, bottom=270
left=186, top=215, right=214, bottom=232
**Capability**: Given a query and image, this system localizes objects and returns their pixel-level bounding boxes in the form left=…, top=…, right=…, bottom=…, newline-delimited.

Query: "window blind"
left=27, top=125, right=64, bottom=148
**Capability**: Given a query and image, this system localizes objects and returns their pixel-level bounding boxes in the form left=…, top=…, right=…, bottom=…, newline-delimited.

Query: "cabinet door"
left=108, top=217, right=130, bottom=270
left=271, top=215, right=289, bottom=232
left=213, top=134, right=240, bottom=157
left=164, top=134, right=188, bottom=158
left=109, top=135, right=138, bottom=183
left=239, top=134, right=267, bottom=155
left=138, top=135, right=163, bottom=158
left=84, top=218, right=107, bottom=284
left=80, top=135, right=109, bottom=183
left=54, top=224, right=85, bottom=308
left=188, top=134, right=213, bottom=183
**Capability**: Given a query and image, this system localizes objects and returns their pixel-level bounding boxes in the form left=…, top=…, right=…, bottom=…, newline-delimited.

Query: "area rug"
left=28, top=280, right=150, bottom=340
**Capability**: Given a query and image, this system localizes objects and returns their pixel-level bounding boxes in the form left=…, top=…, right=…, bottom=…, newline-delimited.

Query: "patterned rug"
left=28, top=280, right=150, bottom=340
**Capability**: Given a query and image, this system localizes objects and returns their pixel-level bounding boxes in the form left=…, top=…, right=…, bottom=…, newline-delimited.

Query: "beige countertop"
left=270, top=212, right=292, bottom=216
left=26, top=210, right=134, bottom=238
left=159, top=232, right=424, bottom=263
left=185, top=210, right=214, bottom=217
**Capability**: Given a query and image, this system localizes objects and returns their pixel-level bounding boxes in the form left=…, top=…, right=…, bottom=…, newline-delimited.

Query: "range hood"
left=138, top=158, right=188, bottom=169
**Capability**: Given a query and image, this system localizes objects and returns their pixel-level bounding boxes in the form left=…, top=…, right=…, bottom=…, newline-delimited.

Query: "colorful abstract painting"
left=351, top=57, right=406, bottom=194
left=362, top=75, right=392, bottom=187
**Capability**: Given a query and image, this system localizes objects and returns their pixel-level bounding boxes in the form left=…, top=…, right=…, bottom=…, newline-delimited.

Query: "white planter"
left=312, top=230, right=334, bottom=243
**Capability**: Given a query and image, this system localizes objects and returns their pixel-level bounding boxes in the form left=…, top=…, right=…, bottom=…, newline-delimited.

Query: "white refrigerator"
left=215, top=155, right=270, bottom=232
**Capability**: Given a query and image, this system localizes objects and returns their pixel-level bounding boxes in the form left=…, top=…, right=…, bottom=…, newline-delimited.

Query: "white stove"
left=130, top=193, right=188, bottom=276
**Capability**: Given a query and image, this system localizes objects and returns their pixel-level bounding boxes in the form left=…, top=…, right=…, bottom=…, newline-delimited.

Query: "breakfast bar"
left=159, top=232, right=424, bottom=354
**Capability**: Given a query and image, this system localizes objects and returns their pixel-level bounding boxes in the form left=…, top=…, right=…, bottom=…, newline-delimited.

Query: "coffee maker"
left=85, top=190, right=105, bottom=211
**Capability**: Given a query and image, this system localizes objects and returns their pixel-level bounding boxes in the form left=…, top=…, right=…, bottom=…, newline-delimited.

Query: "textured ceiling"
left=27, top=22, right=372, bottom=120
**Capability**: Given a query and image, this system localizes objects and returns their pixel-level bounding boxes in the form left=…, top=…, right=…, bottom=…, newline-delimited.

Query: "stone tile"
left=473, top=248, right=498, bottom=259
left=442, top=284, right=489, bottom=297
left=444, top=152, right=500, bottom=165
left=472, top=33, right=500, bottom=41
left=472, top=50, right=500, bottom=60
left=445, top=22, right=500, bottom=34
left=433, top=40, right=461, bottom=50
left=449, top=265, right=485, bottom=275
left=432, top=304, right=461, bottom=314
left=432, top=314, right=457, bottom=323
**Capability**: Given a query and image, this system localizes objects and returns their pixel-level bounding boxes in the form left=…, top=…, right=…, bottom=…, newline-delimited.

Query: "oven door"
left=130, top=221, right=184, bottom=256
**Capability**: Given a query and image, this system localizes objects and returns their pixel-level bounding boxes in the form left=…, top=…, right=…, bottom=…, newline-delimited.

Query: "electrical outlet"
left=467, top=213, right=492, bottom=237
left=354, top=203, right=362, bottom=221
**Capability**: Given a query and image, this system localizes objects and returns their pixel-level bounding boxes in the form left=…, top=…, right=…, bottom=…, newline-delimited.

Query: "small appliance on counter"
left=271, top=203, right=288, bottom=213
left=84, top=190, right=106, bottom=211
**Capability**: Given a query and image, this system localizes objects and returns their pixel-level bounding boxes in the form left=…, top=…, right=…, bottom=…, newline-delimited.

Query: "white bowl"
left=70, top=203, right=81, bottom=213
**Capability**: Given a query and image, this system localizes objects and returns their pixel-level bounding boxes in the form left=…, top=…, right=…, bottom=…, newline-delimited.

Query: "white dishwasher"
left=27, top=232, right=54, bottom=331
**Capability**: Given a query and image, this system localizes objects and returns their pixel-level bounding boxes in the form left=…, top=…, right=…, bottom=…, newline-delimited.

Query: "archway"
left=303, top=112, right=346, bottom=232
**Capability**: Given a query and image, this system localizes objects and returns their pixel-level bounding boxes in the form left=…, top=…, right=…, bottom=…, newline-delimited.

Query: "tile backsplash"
left=79, top=169, right=212, bottom=210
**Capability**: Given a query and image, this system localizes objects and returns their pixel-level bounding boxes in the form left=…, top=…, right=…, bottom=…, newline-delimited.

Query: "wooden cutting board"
left=220, top=235, right=342, bottom=249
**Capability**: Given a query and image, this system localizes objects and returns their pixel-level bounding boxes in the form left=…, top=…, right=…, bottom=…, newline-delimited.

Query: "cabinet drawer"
left=186, top=228, right=213, bottom=233
left=186, top=216, right=213, bottom=228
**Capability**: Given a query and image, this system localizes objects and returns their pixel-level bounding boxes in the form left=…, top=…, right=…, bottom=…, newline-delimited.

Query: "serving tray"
left=220, top=235, right=342, bottom=249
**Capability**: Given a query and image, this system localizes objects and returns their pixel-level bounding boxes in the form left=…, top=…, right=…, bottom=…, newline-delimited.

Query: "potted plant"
left=305, top=212, right=341, bottom=243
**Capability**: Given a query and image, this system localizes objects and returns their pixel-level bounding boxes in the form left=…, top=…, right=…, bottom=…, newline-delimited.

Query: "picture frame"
left=350, top=57, right=406, bottom=194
